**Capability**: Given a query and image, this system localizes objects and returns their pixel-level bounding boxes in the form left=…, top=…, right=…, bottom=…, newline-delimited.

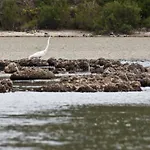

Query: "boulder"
left=78, top=61, right=90, bottom=72
left=128, top=63, right=146, bottom=74
left=145, top=67, right=150, bottom=73
left=0, top=79, right=13, bottom=93
left=130, top=81, right=142, bottom=91
left=91, top=65, right=104, bottom=73
left=104, top=80, right=141, bottom=92
left=76, top=85, right=96, bottom=92
left=104, top=83, right=119, bottom=92
left=4, top=62, right=19, bottom=73
left=18, top=58, right=49, bottom=66
left=47, top=58, right=57, bottom=66
left=10, top=68, right=55, bottom=80
left=0, top=60, right=10, bottom=71
left=36, top=83, right=73, bottom=92
left=96, top=58, right=107, bottom=66
left=140, top=77, right=150, bottom=87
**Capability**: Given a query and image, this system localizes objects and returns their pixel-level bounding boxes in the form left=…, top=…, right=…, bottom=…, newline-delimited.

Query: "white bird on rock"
left=29, top=36, right=51, bottom=59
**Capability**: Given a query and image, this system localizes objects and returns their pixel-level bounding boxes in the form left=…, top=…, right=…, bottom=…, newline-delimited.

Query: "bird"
left=28, top=36, right=51, bottom=59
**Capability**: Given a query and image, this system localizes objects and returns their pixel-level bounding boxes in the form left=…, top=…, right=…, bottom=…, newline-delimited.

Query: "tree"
left=97, top=1, right=141, bottom=34
left=1, top=0, right=21, bottom=30
left=74, top=1, right=100, bottom=30
left=38, top=0, right=70, bottom=29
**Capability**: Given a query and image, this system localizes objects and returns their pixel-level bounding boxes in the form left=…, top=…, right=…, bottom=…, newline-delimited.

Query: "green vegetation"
left=0, top=0, right=149, bottom=34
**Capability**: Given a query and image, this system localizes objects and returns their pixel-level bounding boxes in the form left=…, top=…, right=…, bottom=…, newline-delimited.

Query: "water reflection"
left=1, top=105, right=150, bottom=150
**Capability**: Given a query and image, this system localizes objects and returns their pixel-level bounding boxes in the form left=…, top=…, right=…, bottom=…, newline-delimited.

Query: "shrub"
left=74, top=1, right=100, bottom=30
left=143, top=17, right=150, bottom=29
left=96, top=1, right=141, bottom=34
left=38, top=0, right=70, bottom=29
left=1, top=0, right=22, bottom=30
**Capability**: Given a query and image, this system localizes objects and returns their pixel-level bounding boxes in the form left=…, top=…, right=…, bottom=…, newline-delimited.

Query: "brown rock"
left=18, top=58, right=48, bottom=66
left=0, top=60, right=10, bottom=71
left=4, top=62, right=19, bottom=73
left=140, top=77, right=150, bottom=87
left=91, top=65, right=104, bottom=73
left=47, top=58, right=57, bottom=66
left=76, top=85, right=96, bottom=92
left=104, top=83, right=119, bottom=92
left=10, top=68, right=55, bottom=80
left=0, top=79, right=13, bottom=93
left=130, top=81, right=142, bottom=91
left=78, top=61, right=90, bottom=72
left=36, top=83, right=73, bottom=92
left=128, top=63, right=146, bottom=74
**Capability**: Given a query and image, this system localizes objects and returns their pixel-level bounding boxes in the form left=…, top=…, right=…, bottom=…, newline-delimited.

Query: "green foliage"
left=0, top=0, right=149, bottom=33
left=21, top=19, right=38, bottom=31
left=143, top=17, right=150, bottom=29
left=74, top=1, right=100, bottom=30
left=97, top=1, right=141, bottom=34
left=38, top=0, right=70, bottom=29
left=136, top=0, right=150, bottom=19
left=1, top=0, right=22, bottom=30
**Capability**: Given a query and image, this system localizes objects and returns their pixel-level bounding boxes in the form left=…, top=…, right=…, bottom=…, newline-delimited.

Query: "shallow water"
left=1, top=37, right=150, bottom=149
left=0, top=89, right=150, bottom=150
left=0, top=37, right=150, bottom=60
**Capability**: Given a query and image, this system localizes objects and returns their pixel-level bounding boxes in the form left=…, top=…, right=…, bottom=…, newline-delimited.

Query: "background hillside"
left=0, top=0, right=150, bottom=34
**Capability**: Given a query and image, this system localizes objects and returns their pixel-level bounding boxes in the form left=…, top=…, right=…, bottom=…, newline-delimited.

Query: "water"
left=0, top=89, right=150, bottom=150
left=0, top=37, right=150, bottom=60
left=1, top=37, right=150, bottom=149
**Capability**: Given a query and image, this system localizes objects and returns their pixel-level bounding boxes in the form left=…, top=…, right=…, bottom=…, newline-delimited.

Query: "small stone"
left=4, top=62, right=19, bottom=73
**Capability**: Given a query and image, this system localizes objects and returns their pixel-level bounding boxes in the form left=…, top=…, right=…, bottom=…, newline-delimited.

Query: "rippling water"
left=0, top=89, right=150, bottom=150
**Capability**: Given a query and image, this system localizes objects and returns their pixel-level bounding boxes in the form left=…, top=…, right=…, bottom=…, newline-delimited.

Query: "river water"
left=0, top=37, right=150, bottom=150
left=0, top=89, right=150, bottom=150
left=0, top=37, right=150, bottom=60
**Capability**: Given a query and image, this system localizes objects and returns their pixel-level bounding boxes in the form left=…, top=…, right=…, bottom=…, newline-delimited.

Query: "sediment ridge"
left=0, top=58, right=150, bottom=93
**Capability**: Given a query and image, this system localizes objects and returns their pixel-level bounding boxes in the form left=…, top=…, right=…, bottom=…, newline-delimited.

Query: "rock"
left=128, top=63, right=146, bottom=74
left=53, top=68, right=66, bottom=74
left=111, top=60, right=122, bottom=66
left=104, top=80, right=141, bottom=92
left=36, top=83, right=73, bottom=92
left=116, top=82, right=131, bottom=92
left=0, top=60, right=10, bottom=71
left=10, top=68, right=55, bottom=80
left=96, top=58, right=107, bottom=66
left=76, top=85, right=96, bottom=92
left=65, top=61, right=78, bottom=72
left=4, top=62, right=19, bottom=73
left=0, top=79, right=13, bottom=93
left=103, top=67, right=115, bottom=76
left=130, top=81, right=142, bottom=91
left=78, top=61, right=90, bottom=72
left=104, top=83, right=119, bottom=92
left=18, top=58, right=49, bottom=66
left=145, top=67, right=150, bottom=73
left=91, top=65, right=104, bottom=73
left=140, top=77, right=150, bottom=87
left=126, top=72, right=137, bottom=81
left=117, top=72, right=129, bottom=81
left=47, top=58, right=57, bottom=66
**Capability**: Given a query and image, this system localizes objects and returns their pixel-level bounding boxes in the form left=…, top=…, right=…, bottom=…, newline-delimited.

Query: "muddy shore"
left=0, top=30, right=150, bottom=37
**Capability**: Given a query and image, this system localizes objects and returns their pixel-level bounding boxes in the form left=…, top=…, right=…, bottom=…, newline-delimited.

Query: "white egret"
left=28, top=36, right=51, bottom=59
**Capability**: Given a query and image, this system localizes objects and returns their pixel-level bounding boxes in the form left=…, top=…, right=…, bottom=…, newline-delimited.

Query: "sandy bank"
left=0, top=30, right=150, bottom=37
left=0, top=30, right=92, bottom=37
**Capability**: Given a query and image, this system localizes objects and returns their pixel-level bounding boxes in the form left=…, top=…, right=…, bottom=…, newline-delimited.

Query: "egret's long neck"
left=44, top=37, right=50, bottom=52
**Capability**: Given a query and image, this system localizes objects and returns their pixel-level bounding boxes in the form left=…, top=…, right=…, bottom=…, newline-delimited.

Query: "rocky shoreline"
left=0, top=58, right=150, bottom=93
